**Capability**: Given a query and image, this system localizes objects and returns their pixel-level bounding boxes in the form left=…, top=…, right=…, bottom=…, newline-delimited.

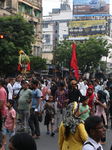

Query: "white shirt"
left=12, top=82, right=21, bottom=96
left=81, top=84, right=88, bottom=96
left=7, top=83, right=13, bottom=99
left=95, top=85, right=101, bottom=95
left=82, top=136, right=103, bottom=150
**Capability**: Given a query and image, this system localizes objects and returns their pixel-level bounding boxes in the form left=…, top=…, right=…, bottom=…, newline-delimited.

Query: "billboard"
left=73, top=0, right=110, bottom=17
left=69, top=20, right=106, bottom=37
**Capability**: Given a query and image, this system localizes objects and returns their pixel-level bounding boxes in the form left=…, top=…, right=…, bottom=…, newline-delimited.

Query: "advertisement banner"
left=73, top=0, right=110, bottom=17
left=69, top=20, right=106, bottom=37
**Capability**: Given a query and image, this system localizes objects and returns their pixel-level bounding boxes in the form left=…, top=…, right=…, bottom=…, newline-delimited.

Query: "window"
left=34, top=24, right=37, bottom=35
left=45, top=34, right=50, bottom=38
left=43, top=24, right=48, bottom=28
left=42, top=34, right=44, bottom=38
left=34, top=10, right=41, bottom=18
left=63, top=35, right=68, bottom=38
left=34, top=46, right=37, bottom=56
left=37, top=47, right=40, bottom=56
left=46, top=38, right=50, bottom=43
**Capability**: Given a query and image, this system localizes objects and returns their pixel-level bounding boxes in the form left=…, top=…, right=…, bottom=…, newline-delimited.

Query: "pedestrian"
left=9, top=133, right=37, bottom=150
left=54, top=82, right=68, bottom=133
left=58, top=102, right=88, bottom=150
left=28, top=80, right=41, bottom=139
left=95, top=90, right=107, bottom=145
left=68, top=80, right=82, bottom=104
left=51, top=79, right=57, bottom=102
left=17, top=80, right=32, bottom=133
left=86, top=87, right=96, bottom=114
left=12, top=75, right=22, bottom=109
left=6, top=78, right=13, bottom=100
left=43, top=95, right=55, bottom=136
left=0, top=99, right=16, bottom=150
left=82, top=116, right=106, bottom=150
left=94, top=81, right=101, bottom=95
left=80, top=80, right=88, bottom=96
left=79, top=96, right=91, bottom=121
left=0, top=79, right=7, bottom=148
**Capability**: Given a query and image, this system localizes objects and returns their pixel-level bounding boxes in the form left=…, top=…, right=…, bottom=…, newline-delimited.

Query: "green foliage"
left=100, top=61, right=106, bottom=72
left=52, top=39, right=73, bottom=68
left=54, top=37, right=111, bottom=74
left=76, top=37, right=111, bottom=74
left=0, top=13, right=35, bottom=75
left=30, top=56, right=47, bottom=72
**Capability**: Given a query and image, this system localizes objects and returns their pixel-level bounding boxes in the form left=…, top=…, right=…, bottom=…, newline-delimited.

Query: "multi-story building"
left=42, top=2, right=72, bottom=63
left=0, top=0, right=42, bottom=56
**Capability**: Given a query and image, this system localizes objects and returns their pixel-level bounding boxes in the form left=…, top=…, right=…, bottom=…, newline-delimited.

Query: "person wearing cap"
left=58, top=102, right=88, bottom=150
left=68, top=80, right=82, bottom=104
left=17, top=80, right=32, bottom=133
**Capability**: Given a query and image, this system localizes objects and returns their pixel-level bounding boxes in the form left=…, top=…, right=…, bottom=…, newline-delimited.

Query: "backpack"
left=84, top=142, right=101, bottom=150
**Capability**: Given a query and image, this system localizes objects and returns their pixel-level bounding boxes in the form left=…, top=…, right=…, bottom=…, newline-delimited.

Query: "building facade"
left=42, top=2, right=72, bottom=63
left=0, top=0, right=42, bottom=56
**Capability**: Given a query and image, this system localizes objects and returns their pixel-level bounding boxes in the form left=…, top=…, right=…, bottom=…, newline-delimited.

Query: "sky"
left=42, top=0, right=112, bottom=16
left=42, top=0, right=73, bottom=16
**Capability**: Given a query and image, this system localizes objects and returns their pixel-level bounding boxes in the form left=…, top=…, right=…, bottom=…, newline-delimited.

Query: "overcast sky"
left=42, top=0, right=73, bottom=16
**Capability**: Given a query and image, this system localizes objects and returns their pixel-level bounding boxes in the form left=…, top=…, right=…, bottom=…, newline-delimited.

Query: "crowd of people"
left=0, top=75, right=112, bottom=150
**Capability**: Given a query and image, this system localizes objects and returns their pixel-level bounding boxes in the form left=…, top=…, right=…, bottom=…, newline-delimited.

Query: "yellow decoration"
left=19, top=50, right=23, bottom=55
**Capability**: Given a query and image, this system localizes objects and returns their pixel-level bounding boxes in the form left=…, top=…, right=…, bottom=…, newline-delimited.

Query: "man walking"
left=54, top=82, right=68, bottom=133
left=28, top=80, right=41, bottom=139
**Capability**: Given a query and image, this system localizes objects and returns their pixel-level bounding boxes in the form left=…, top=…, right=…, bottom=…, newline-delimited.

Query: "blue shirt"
left=32, top=89, right=41, bottom=109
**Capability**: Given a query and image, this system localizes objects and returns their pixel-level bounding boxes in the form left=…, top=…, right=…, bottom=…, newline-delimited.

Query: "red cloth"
left=27, top=62, right=30, bottom=71
left=86, top=87, right=94, bottom=109
left=18, top=63, right=21, bottom=71
left=70, top=43, right=79, bottom=80
left=88, top=85, right=94, bottom=89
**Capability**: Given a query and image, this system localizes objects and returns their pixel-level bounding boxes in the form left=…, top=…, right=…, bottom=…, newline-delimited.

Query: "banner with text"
left=69, top=20, right=106, bottom=37
left=73, top=0, right=110, bottom=17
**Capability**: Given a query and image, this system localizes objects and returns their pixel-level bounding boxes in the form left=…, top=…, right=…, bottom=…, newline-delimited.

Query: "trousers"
left=19, top=109, right=30, bottom=129
left=57, top=107, right=66, bottom=128
left=28, top=109, right=40, bottom=136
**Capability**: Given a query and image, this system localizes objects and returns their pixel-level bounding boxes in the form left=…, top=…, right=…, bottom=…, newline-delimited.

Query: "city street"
left=4, top=116, right=112, bottom=150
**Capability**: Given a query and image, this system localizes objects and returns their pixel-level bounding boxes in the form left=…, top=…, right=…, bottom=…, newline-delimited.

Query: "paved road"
left=5, top=116, right=112, bottom=150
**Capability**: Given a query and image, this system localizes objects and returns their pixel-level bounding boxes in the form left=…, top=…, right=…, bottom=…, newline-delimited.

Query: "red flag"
left=70, top=43, right=79, bottom=80
left=27, top=62, right=30, bottom=71
left=18, top=63, right=21, bottom=71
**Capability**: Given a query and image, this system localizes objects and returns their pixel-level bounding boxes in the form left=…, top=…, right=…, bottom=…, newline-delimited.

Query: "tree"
left=53, top=39, right=73, bottom=68
left=76, top=37, right=111, bottom=75
left=54, top=37, right=111, bottom=75
left=100, top=61, right=106, bottom=72
left=0, top=13, right=35, bottom=75
left=30, top=56, right=47, bottom=72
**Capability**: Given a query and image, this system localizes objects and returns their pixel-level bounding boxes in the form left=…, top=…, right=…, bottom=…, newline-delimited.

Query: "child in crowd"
left=43, top=95, right=55, bottom=136
left=79, top=96, right=91, bottom=121
left=0, top=99, right=16, bottom=150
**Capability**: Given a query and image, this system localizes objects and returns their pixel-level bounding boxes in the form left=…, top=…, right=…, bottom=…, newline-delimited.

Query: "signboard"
left=69, top=20, right=106, bottom=37
left=73, top=0, right=110, bottom=17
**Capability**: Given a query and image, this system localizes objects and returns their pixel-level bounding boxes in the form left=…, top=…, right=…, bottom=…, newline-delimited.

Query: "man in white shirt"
left=81, top=80, right=88, bottom=96
left=94, top=81, right=101, bottom=95
left=12, top=75, right=22, bottom=109
left=6, top=78, right=13, bottom=99
left=82, top=116, right=106, bottom=150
